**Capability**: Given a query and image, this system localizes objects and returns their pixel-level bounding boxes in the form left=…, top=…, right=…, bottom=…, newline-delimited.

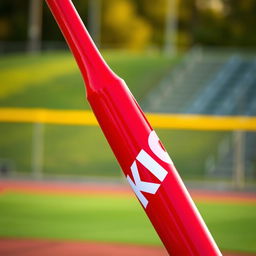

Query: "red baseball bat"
left=45, top=0, right=221, bottom=255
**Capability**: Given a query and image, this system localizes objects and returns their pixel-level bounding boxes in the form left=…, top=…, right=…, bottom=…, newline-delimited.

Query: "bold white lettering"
left=148, top=130, right=173, bottom=165
left=126, top=131, right=172, bottom=208
left=127, top=160, right=160, bottom=208
left=136, top=149, right=168, bottom=182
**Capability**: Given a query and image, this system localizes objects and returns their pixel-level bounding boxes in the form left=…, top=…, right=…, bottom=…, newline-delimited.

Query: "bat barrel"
left=46, top=0, right=222, bottom=255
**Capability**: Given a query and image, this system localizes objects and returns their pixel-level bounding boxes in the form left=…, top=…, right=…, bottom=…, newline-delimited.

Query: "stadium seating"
left=143, top=48, right=256, bottom=180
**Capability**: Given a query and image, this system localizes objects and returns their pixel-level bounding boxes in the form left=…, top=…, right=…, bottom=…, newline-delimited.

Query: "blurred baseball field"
left=0, top=51, right=226, bottom=179
left=0, top=181, right=256, bottom=254
left=0, top=51, right=255, bottom=255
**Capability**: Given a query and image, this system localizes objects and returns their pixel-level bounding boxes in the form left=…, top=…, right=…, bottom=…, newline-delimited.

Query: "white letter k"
left=127, top=160, right=160, bottom=208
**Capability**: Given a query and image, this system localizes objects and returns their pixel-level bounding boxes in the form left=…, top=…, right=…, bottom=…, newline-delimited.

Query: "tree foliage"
left=0, top=0, right=255, bottom=50
left=102, top=0, right=152, bottom=50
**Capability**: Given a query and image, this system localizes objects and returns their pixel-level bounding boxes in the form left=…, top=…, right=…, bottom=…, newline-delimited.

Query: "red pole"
left=45, top=0, right=222, bottom=255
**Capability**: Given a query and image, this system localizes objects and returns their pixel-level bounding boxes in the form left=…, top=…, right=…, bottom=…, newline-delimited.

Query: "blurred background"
left=0, top=0, right=256, bottom=255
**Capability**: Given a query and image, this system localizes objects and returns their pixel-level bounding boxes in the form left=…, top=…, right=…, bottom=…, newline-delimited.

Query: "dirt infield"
left=0, top=238, right=168, bottom=256
left=0, top=238, right=255, bottom=256
left=0, top=179, right=256, bottom=256
left=0, top=179, right=256, bottom=204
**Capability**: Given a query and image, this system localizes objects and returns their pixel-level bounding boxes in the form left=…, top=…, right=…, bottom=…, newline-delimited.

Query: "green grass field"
left=0, top=191, right=255, bottom=253
left=0, top=51, right=174, bottom=109
left=0, top=51, right=226, bottom=178
left=0, top=51, right=255, bottom=254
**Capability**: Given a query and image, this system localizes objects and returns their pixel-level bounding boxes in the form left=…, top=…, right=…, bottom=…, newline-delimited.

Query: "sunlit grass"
left=0, top=53, right=77, bottom=99
left=0, top=51, right=175, bottom=106
left=0, top=51, right=225, bottom=178
left=0, top=192, right=255, bottom=253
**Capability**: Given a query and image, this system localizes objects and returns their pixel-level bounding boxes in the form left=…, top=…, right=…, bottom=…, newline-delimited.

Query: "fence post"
left=88, top=0, right=101, bottom=48
left=233, top=130, right=245, bottom=189
left=27, top=0, right=43, bottom=53
left=31, top=123, right=44, bottom=179
left=164, top=0, right=178, bottom=56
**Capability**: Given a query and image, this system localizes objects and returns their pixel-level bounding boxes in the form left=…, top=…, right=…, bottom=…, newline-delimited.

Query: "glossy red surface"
left=46, top=0, right=222, bottom=255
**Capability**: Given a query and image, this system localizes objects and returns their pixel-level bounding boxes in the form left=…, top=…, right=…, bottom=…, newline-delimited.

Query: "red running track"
left=0, top=180, right=256, bottom=256
left=0, top=180, right=256, bottom=204
left=0, top=238, right=255, bottom=256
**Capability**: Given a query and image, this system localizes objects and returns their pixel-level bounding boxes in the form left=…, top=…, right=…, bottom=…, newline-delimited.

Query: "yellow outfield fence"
left=0, top=108, right=256, bottom=131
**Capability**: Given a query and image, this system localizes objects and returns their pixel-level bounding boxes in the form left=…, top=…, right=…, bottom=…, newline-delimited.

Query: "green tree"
left=0, top=0, right=29, bottom=40
left=102, top=0, right=152, bottom=50
left=222, top=0, right=256, bottom=46
left=0, top=0, right=256, bottom=51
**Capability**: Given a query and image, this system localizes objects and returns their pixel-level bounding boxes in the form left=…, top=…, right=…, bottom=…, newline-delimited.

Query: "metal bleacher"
left=142, top=48, right=232, bottom=113
left=143, top=48, right=256, bottom=116
left=142, top=48, right=256, bottom=181
left=186, top=57, right=256, bottom=116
